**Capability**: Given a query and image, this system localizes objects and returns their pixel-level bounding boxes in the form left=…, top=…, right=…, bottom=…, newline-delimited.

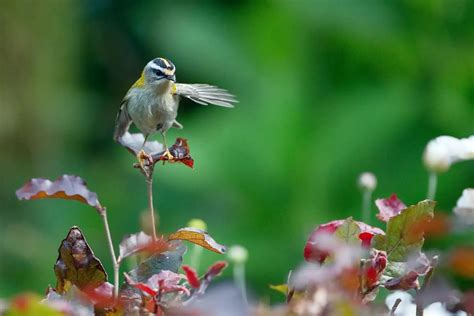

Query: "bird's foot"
left=136, top=149, right=153, bottom=169
left=161, top=149, right=174, bottom=161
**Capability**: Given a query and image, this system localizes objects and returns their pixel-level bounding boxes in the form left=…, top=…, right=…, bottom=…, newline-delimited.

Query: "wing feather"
left=113, top=98, right=132, bottom=142
left=174, top=83, right=238, bottom=108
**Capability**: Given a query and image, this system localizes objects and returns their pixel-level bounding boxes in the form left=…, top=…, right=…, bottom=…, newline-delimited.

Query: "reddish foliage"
left=16, top=175, right=101, bottom=211
left=362, top=250, right=387, bottom=290
left=304, top=219, right=384, bottom=263
left=155, top=138, right=194, bottom=168
left=182, top=265, right=201, bottom=289
left=385, top=271, right=419, bottom=290
left=375, top=194, right=406, bottom=222
left=119, top=232, right=170, bottom=262
left=205, top=261, right=228, bottom=278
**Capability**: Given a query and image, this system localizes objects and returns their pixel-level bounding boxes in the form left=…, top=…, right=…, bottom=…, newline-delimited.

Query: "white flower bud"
left=423, top=135, right=474, bottom=173
left=358, top=172, right=377, bottom=191
left=227, top=245, right=248, bottom=264
left=453, top=188, right=474, bottom=224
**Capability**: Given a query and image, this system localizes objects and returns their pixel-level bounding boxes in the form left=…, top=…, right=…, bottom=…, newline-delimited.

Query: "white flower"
left=358, top=172, right=377, bottom=191
left=227, top=245, right=248, bottom=264
left=423, top=135, right=474, bottom=173
left=453, top=188, right=474, bottom=224
left=385, top=291, right=466, bottom=316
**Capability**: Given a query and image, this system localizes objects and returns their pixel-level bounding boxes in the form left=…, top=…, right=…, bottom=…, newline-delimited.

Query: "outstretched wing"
left=113, top=98, right=132, bottom=142
left=174, top=83, right=237, bottom=108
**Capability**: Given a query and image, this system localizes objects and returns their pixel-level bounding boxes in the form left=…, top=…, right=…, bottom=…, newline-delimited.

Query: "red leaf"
left=16, top=175, right=101, bottom=211
left=361, top=250, right=387, bottom=292
left=375, top=194, right=407, bottom=222
left=304, top=219, right=384, bottom=263
left=182, top=265, right=200, bottom=289
left=124, top=273, right=158, bottom=297
left=205, top=261, right=228, bottom=279
left=154, top=138, right=194, bottom=168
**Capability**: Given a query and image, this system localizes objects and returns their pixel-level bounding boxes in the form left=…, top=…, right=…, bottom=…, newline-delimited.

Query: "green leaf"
left=54, top=226, right=107, bottom=294
left=334, top=217, right=361, bottom=244
left=373, top=200, right=435, bottom=262
left=5, top=294, right=63, bottom=316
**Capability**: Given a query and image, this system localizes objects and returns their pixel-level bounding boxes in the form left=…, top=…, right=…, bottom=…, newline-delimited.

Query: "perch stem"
left=427, top=172, right=438, bottom=200
left=100, top=207, right=119, bottom=301
left=146, top=171, right=158, bottom=242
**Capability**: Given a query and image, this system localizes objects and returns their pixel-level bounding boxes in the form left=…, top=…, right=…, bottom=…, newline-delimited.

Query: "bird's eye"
left=154, top=69, right=164, bottom=77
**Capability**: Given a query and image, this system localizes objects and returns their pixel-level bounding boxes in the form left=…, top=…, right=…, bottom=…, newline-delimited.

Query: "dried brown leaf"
left=54, top=226, right=107, bottom=294
left=168, top=227, right=226, bottom=254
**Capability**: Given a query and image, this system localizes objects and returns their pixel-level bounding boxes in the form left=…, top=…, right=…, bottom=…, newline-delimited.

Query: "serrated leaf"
left=374, top=200, right=435, bottom=261
left=54, top=227, right=107, bottom=294
left=334, top=217, right=361, bottom=244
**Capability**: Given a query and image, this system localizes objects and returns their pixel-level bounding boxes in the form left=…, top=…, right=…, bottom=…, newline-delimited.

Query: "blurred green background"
left=1, top=0, right=473, bottom=299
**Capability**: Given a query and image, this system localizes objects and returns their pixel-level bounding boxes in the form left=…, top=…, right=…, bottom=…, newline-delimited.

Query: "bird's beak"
left=167, top=75, right=176, bottom=82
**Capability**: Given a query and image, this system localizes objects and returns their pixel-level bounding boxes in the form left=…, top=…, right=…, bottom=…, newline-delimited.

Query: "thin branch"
left=389, top=298, right=402, bottom=316
left=99, top=207, right=119, bottom=301
left=146, top=172, right=158, bottom=242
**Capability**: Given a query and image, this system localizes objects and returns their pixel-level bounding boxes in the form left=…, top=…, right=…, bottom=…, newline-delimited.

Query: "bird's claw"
left=136, top=149, right=153, bottom=168
left=162, top=149, right=174, bottom=161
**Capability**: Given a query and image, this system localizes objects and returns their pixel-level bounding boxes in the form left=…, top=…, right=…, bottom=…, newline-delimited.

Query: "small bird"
left=113, top=57, right=237, bottom=159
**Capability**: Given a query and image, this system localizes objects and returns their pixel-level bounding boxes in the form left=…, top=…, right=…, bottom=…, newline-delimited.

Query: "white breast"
left=127, top=84, right=179, bottom=135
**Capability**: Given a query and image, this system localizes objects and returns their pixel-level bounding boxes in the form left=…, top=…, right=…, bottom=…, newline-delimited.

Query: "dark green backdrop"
left=1, top=0, right=473, bottom=298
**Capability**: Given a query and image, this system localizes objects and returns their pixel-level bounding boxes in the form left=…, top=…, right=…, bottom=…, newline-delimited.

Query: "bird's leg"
left=137, top=134, right=153, bottom=167
left=161, top=132, right=173, bottom=160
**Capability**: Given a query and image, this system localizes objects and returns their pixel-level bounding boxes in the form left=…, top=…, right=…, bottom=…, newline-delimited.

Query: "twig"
left=146, top=171, right=158, bottom=242
left=98, top=206, right=119, bottom=301
left=426, top=172, right=438, bottom=200
left=389, top=298, right=402, bottom=316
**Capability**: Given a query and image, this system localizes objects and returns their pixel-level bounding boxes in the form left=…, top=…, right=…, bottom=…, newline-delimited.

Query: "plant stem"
left=390, top=298, right=402, bottom=316
left=100, top=208, right=119, bottom=301
left=427, top=172, right=438, bottom=200
left=146, top=174, right=158, bottom=242
left=234, top=263, right=248, bottom=305
left=190, top=245, right=203, bottom=272
left=362, top=189, right=372, bottom=224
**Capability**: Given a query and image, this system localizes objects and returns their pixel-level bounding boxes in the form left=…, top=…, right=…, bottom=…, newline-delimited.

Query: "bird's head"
left=143, top=57, right=176, bottom=85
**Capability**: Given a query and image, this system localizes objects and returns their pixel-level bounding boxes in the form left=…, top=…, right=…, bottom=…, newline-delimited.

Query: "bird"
left=113, top=57, right=237, bottom=160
